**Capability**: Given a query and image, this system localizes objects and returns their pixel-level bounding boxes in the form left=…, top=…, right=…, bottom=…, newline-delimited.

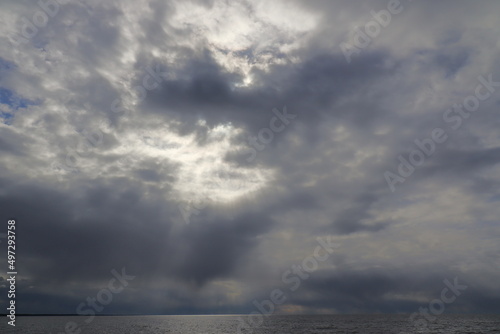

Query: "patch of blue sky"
left=0, top=88, right=38, bottom=125
left=0, top=57, right=39, bottom=125
left=0, top=87, right=32, bottom=109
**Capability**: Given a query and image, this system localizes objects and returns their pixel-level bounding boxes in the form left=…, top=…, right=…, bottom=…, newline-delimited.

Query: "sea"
left=1, top=314, right=499, bottom=333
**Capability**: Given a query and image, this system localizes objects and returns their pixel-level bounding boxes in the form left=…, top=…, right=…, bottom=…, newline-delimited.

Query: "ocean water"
left=1, top=314, right=499, bottom=333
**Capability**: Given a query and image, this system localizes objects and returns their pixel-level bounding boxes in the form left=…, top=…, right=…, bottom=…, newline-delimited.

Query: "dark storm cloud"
left=0, top=175, right=172, bottom=283
left=143, top=50, right=394, bottom=138
left=289, top=269, right=490, bottom=313
left=0, top=170, right=278, bottom=312
left=174, top=212, right=275, bottom=286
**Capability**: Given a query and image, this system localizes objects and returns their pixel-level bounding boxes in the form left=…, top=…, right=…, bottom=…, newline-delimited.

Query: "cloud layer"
left=0, top=0, right=499, bottom=315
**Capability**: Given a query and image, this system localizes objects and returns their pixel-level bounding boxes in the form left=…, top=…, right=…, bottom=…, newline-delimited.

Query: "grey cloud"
left=0, top=0, right=500, bottom=316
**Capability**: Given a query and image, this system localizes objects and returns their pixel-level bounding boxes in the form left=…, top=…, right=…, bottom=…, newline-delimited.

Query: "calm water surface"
left=1, top=314, right=499, bottom=333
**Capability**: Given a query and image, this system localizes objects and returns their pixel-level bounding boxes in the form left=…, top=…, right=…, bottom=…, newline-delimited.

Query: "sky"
left=0, top=0, right=500, bottom=316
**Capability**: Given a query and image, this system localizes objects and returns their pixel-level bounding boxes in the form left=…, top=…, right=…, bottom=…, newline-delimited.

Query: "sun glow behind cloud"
left=107, top=119, right=271, bottom=204
left=170, top=0, right=318, bottom=87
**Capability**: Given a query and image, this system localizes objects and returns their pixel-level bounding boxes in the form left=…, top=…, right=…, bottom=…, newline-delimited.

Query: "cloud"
left=0, top=0, right=499, bottom=315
